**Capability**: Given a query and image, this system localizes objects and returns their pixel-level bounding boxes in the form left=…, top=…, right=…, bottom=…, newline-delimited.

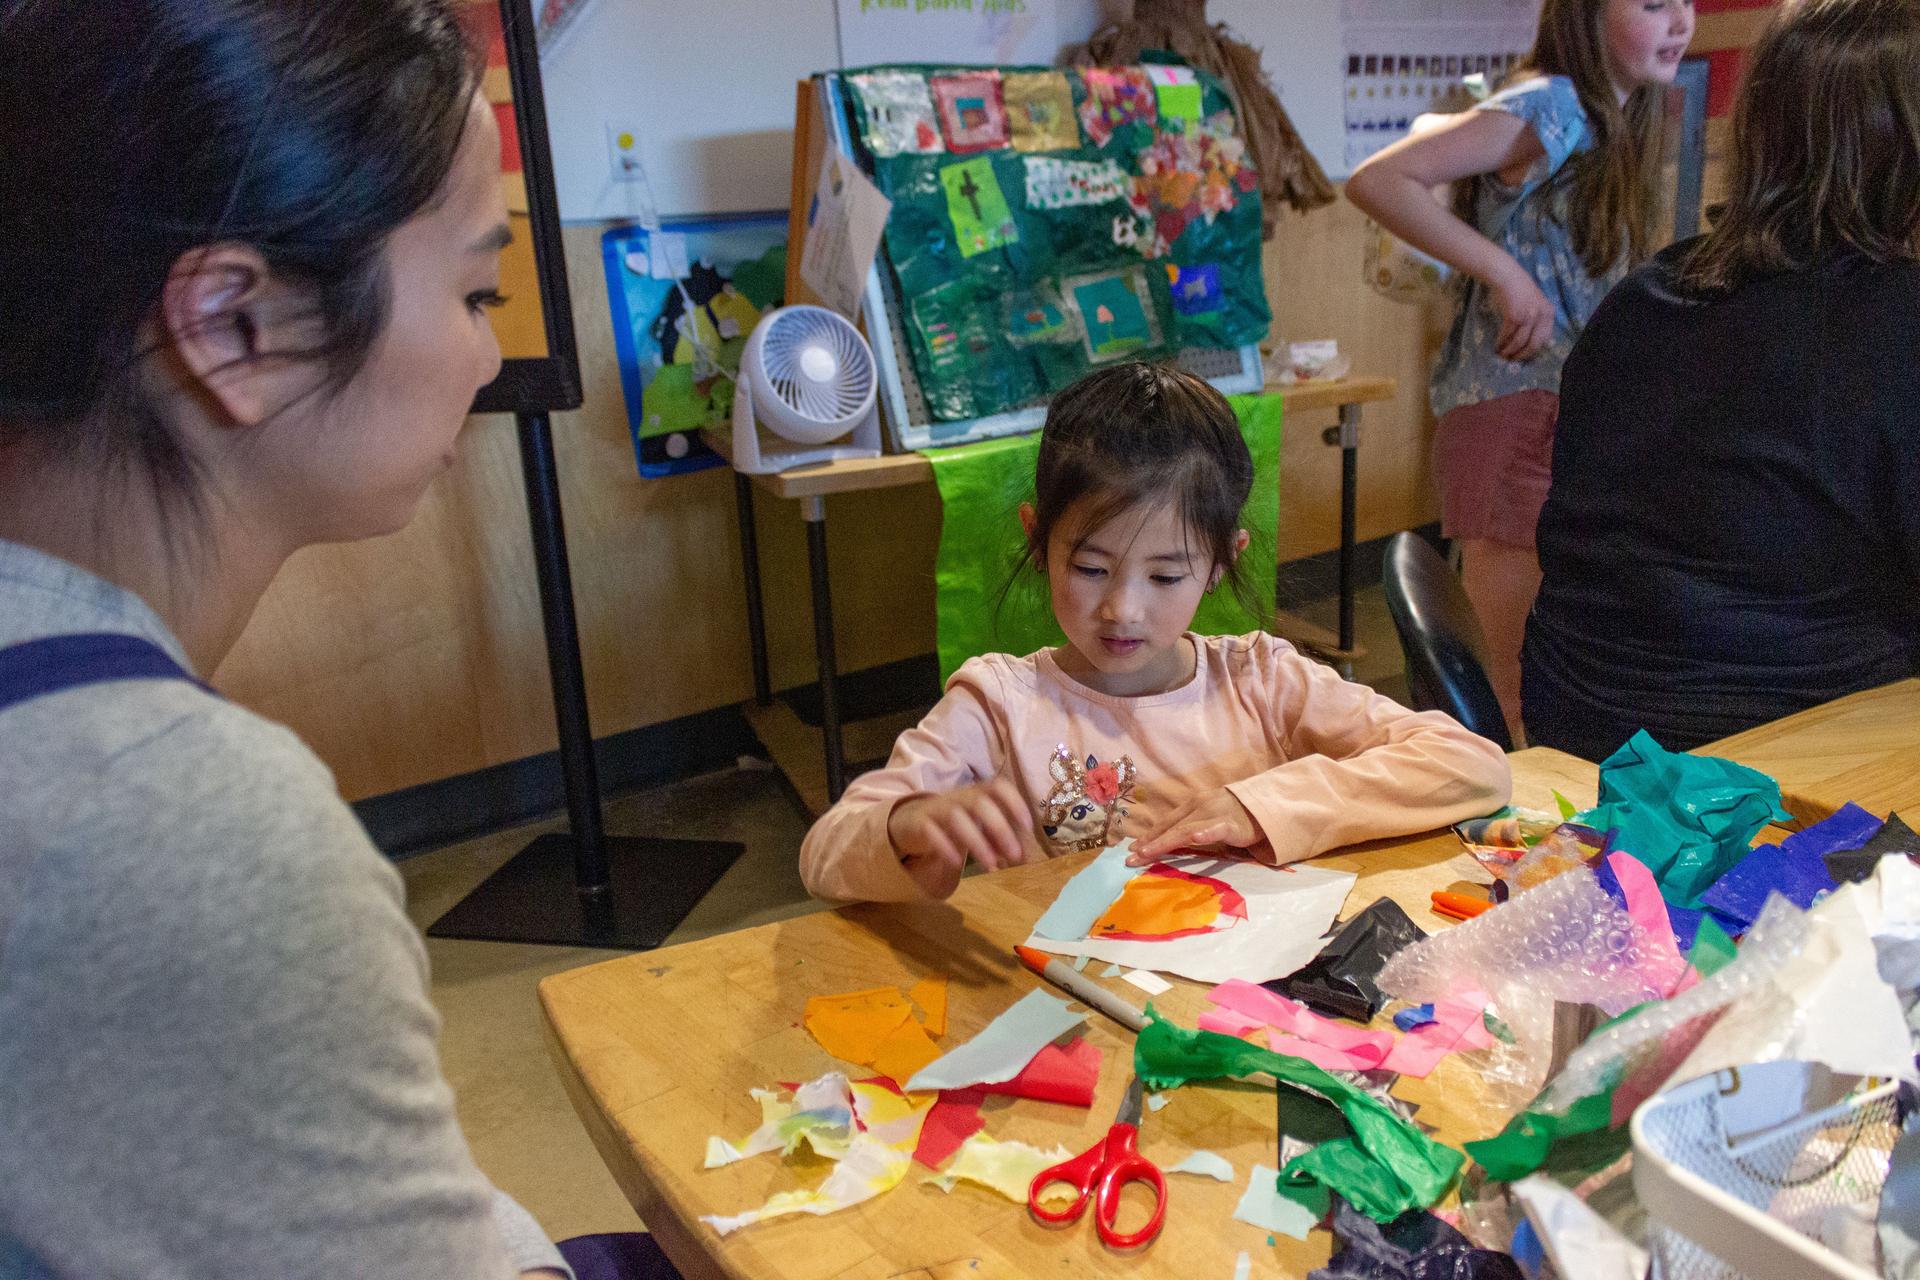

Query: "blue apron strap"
left=0, top=633, right=209, bottom=716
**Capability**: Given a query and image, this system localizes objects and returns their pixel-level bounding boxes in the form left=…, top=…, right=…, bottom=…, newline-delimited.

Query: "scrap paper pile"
left=701, top=985, right=1107, bottom=1234
left=1022, top=839, right=1356, bottom=983
left=1387, top=732, right=1920, bottom=1272
left=1440, top=853, right=1920, bottom=1276
left=1199, top=979, right=1493, bottom=1080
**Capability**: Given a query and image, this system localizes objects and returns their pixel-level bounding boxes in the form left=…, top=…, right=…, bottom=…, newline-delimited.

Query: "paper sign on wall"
left=800, top=151, right=892, bottom=317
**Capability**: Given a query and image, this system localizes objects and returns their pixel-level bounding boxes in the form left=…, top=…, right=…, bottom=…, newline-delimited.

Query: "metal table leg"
left=733, top=472, right=772, bottom=707
left=1320, top=402, right=1363, bottom=676
left=1337, top=402, right=1360, bottom=655
left=801, top=495, right=846, bottom=802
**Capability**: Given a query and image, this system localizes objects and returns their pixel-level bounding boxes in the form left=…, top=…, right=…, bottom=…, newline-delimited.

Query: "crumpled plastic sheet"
left=1267, top=896, right=1428, bottom=1022
left=1307, top=1195, right=1525, bottom=1280
left=1134, top=1005, right=1464, bottom=1221
left=1378, top=861, right=1679, bottom=1088
left=1827, top=811, right=1916, bottom=884
left=1530, top=855, right=1920, bottom=1125
left=1574, top=731, right=1790, bottom=909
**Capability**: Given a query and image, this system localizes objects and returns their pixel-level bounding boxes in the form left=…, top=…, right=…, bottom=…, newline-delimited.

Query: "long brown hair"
left=1680, top=0, right=1920, bottom=292
left=1458, top=0, right=1667, bottom=276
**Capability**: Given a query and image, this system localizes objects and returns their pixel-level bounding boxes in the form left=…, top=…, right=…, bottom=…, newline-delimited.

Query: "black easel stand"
left=427, top=413, right=745, bottom=950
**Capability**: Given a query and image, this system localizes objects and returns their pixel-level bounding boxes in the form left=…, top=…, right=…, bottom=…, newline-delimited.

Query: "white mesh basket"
left=1631, top=1065, right=1899, bottom=1280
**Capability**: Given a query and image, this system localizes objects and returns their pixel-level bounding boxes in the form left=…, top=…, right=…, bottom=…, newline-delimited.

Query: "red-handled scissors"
left=1027, top=1075, right=1168, bottom=1248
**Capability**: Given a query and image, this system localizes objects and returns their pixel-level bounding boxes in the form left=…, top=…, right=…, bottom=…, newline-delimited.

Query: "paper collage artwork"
left=1145, top=64, right=1203, bottom=127
left=1024, top=156, right=1130, bottom=210
left=939, top=156, right=1019, bottom=258
left=1064, top=268, right=1161, bottom=363
left=1004, top=70, right=1081, bottom=152
left=930, top=70, right=1010, bottom=154
left=843, top=61, right=1270, bottom=427
left=1024, top=841, right=1357, bottom=984
left=1089, top=863, right=1248, bottom=941
left=848, top=71, right=944, bottom=157
left=1079, top=66, right=1158, bottom=146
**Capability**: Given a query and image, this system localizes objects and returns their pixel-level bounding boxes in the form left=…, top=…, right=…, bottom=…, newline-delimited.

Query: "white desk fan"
left=730, top=304, right=881, bottom=474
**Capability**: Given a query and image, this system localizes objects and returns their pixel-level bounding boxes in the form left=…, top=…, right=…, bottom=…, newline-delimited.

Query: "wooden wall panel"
left=1261, top=196, right=1446, bottom=564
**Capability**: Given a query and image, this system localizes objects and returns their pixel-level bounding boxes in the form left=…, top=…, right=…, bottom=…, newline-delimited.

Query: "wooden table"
left=704, top=376, right=1398, bottom=804
left=1702, top=678, right=1920, bottom=825
left=540, top=747, right=1596, bottom=1280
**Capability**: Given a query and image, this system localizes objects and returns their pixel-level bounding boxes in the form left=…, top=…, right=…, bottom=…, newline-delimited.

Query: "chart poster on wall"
left=837, top=0, right=1058, bottom=68
left=602, top=215, right=788, bottom=477
left=456, top=0, right=581, bottom=414
left=1340, top=0, right=1540, bottom=170
left=841, top=61, right=1268, bottom=429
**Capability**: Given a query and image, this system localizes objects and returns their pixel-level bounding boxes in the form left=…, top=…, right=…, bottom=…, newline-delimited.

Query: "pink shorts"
left=1432, top=389, right=1559, bottom=551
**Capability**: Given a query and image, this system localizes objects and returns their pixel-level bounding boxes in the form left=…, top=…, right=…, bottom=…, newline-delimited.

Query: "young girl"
left=1344, top=0, right=1696, bottom=744
left=799, top=363, right=1510, bottom=903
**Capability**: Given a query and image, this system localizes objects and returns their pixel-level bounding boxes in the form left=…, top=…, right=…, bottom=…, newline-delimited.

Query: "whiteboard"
left=541, top=0, right=1118, bottom=222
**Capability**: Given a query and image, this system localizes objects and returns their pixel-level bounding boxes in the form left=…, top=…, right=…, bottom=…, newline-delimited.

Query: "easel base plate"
left=426, top=832, right=746, bottom=951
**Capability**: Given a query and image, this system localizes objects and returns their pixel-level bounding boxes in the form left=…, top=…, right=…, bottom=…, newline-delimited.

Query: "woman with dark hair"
left=1523, top=0, right=1920, bottom=761
left=0, top=2, right=572, bottom=1274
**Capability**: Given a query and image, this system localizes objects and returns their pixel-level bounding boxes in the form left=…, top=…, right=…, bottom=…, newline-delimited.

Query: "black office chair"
left=1381, top=532, right=1514, bottom=751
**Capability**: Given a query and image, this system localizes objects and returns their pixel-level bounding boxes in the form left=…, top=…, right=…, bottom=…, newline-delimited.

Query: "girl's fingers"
left=971, top=797, right=1025, bottom=870
left=916, top=822, right=962, bottom=871
left=987, top=784, right=1041, bottom=863
left=945, top=807, right=1001, bottom=870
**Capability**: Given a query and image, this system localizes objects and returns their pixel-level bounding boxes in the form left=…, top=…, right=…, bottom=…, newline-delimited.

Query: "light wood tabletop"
left=701, top=376, right=1398, bottom=501
left=539, top=746, right=1596, bottom=1280
left=1701, top=678, right=1920, bottom=826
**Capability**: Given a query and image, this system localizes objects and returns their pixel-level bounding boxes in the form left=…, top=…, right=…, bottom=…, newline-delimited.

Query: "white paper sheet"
left=1022, top=855, right=1356, bottom=985
left=903, top=989, right=1085, bottom=1093
left=798, top=151, right=891, bottom=318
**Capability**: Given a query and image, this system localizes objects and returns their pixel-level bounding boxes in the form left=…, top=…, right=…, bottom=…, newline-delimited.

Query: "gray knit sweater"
left=0, top=540, right=568, bottom=1279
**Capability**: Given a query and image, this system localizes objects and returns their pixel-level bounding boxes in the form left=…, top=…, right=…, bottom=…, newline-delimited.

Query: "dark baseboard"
left=353, top=703, right=763, bottom=861
left=362, top=524, right=1444, bottom=859
left=1274, top=522, right=1444, bottom=610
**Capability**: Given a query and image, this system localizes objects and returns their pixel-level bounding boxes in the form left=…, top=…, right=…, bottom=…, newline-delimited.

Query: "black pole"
left=517, top=411, right=610, bottom=895
left=427, top=413, right=746, bottom=951
left=804, top=502, right=847, bottom=801
left=1338, top=404, right=1359, bottom=655
left=734, top=472, right=773, bottom=707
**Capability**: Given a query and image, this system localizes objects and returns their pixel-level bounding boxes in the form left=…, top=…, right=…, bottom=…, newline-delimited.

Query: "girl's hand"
left=1489, top=263, right=1555, bottom=361
left=888, top=778, right=1042, bottom=895
left=1128, top=790, right=1261, bottom=864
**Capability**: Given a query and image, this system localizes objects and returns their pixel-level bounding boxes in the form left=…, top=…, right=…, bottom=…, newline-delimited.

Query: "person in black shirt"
left=1523, top=0, right=1920, bottom=762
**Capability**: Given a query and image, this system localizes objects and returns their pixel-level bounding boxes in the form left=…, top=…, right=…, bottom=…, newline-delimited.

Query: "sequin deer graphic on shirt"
left=1041, top=745, right=1137, bottom=854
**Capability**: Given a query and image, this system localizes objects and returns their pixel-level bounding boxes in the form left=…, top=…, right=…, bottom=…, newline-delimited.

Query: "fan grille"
left=759, top=307, right=874, bottom=426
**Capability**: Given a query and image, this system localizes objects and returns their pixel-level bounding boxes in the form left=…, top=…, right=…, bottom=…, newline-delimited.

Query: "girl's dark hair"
left=1456, top=0, right=1667, bottom=277
left=1679, top=0, right=1920, bottom=292
left=0, top=0, right=481, bottom=489
left=1020, top=362, right=1260, bottom=617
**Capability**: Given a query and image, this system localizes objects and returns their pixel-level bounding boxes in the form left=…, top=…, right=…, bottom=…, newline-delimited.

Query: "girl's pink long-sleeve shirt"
left=799, top=632, right=1512, bottom=902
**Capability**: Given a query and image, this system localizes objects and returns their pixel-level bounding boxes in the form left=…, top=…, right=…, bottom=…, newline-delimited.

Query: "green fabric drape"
left=921, top=393, right=1283, bottom=685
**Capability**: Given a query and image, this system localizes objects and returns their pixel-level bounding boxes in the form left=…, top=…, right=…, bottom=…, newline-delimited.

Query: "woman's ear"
left=156, top=244, right=307, bottom=430
left=1230, top=528, right=1250, bottom=561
